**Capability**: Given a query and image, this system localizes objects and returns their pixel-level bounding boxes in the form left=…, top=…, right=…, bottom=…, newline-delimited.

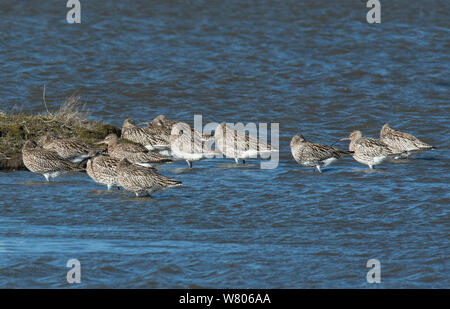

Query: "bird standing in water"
left=169, top=122, right=217, bottom=168
left=117, top=158, right=182, bottom=197
left=290, top=133, right=352, bottom=173
left=214, top=122, right=277, bottom=164
left=86, top=151, right=121, bottom=190
left=341, top=130, right=401, bottom=169
left=39, top=134, right=93, bottom=163
left=380, top=123, right=434, bottom=157
left=22, top=140, right=84, bottom=181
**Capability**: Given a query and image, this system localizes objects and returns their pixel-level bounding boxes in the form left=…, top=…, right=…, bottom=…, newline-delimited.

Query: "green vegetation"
left=0, top=96, right=121, bottom=170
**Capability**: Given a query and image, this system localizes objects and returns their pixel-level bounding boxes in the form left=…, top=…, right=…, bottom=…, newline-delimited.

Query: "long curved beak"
left=340, top=137, right=351, bottom=141
left=94, top=140, right=106, bottom=145
left=137, top=122, right=150, bottom=126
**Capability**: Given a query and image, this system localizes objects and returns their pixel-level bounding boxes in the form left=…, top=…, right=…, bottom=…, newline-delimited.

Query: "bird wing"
left=305, top=143, right=342, bottom=161
left=94, top=156, right=119, bottom=173
left=356, top=138, right=392, bottom=156
left=31, top=149, right=80, bottom=172
left=123, top=165, right=179, bottom=189
left=123, top=127, right=170, bottom=147
left=223, top=126, right=272, bottom=152
left=389, top=129, right=432, bottom=150
left=118, top=143, right=148, bottom=153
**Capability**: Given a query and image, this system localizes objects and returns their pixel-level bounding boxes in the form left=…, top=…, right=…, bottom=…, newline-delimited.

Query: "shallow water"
left=0, top=1, right=449, bottom=288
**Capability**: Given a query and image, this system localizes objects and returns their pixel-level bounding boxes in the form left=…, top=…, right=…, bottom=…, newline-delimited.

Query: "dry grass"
left=34, top=95, right=97, bottom=130
left=46, top=95, right=96, bottom=130
left=0, top=96, right=120, bottom=161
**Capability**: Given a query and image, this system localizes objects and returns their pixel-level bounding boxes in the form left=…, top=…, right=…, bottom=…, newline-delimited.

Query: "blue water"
left=0, top=0, right=449, bottom=288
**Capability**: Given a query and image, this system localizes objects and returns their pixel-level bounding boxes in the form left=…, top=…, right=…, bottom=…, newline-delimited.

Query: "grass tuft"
left=0, top=96, right=121, bottom=166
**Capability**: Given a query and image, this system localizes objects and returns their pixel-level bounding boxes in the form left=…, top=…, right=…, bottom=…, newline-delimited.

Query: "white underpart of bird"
left=322, top=157, right=338, bottom=166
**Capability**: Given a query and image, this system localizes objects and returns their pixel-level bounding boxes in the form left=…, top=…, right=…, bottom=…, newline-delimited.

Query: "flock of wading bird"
left=21, top=115, right=435, bottom=197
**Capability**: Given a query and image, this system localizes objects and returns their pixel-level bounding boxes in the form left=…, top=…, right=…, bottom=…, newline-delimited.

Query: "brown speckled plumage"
left=121, top=118, right=138, bottom=137
left=86, top=154, right=120, bottom=190
left=342, top=130, right=397, bottom=169
left=117, top=158, right=181, bottom=196
left=150, top=115, right=179, bottom=130
left=121, top=118, right=170, bottom=150
left=147, top=115, right=213, bottom=141
left=22, top=140, right=83, bottom=181
left=290, top=134, right=351, bottom=172
left=39, top=134, right=92, bottom=162
left=380, top=123, right=434, bottom=156
left=96, top=133, right=172, bottom=167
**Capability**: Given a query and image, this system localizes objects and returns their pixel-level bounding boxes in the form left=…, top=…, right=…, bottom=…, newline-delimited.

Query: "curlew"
left=150, top=115, right=179, bottom=130
left=214, top=122, right=277, bottom=164
left=169, top=122, right=217, bottom=168
left=86, top=151, right=121, bottom=190
left=380, top=123, right=434, bottom=157
left=120, top=118, right=170, bottom=152
left=143, top=115, right=213, bottom=142
left=341, top=130, right=400, bottom=169
left=95, top=133, right=172, bottom=167
left=290, top=134, right=352, bottom=173
left=117, top=158, right=182, bottom=197
left=22, top=140, right=84, bottom=181
left=39, top=134, right=93, bottom=163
